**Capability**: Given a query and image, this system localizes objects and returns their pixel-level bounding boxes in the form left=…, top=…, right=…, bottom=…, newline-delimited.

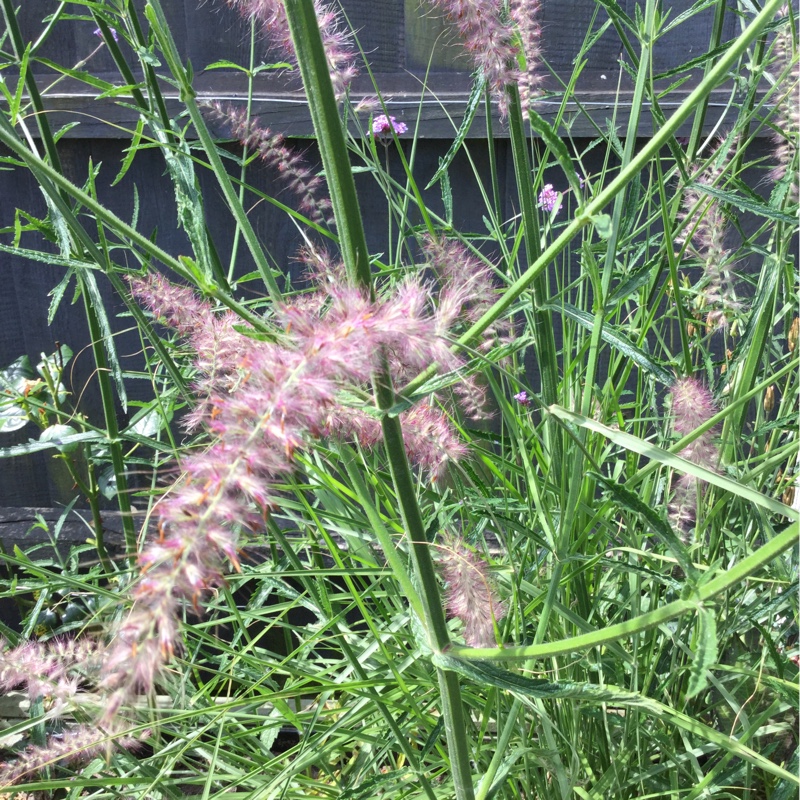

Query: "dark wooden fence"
left=0, top=0, right=777, bottom=509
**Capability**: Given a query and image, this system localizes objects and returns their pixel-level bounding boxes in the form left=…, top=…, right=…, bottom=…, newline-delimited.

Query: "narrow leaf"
left=425, top=73, right=485, bottom=189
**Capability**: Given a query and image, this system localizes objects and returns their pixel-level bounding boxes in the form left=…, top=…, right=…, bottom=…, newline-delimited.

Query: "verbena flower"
left=513, top=390, right=530, bottom=406
left=371, top=114, right=408, bottom=137
left=439, top=537, right=505, bottom=648
left=770, top=8, right=799, bottom=201
left=224, top=0, right=357, bottom=97
left=537, top=184, right=560, bottom=214
left=93, top=26, right=119, bottom=42
left=677, top=143, right=742, bottom=330
left=667, top=378, right=720, bottom=534
left=206, top=102, right=333, bottom=226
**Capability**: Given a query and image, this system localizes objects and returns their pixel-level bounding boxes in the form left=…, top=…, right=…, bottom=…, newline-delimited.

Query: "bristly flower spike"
left=0, top=726, right=141, bottom=790
left=770, top=7, right=799, bottom=201
left=425, top=0, right=520, bottom=116
left=667, top=377, right=720, bottom=536
left=439, top=536, right=505, bottom=648
left=510, top=0, right=544, bottom=117
left=206, top=103, right=333, bottom=226
left=225, top=0, right=358, bottom=98
left=677, top=141, right=742, bottom=331
left=108, top=263, right=491, bottom=721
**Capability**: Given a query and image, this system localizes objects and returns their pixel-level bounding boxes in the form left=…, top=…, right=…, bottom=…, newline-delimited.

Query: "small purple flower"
left=513, top=391, right=530, bottom=406
left=538, top=183, right=560, bottom=214
left=93, top=26, right=119, bottom=42
left=372, top=114, right=408, bottom=137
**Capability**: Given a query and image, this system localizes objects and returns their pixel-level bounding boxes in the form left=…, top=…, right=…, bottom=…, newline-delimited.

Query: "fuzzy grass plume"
left=667, top=377, right=720, bottom=534
left=677, top=143, right=742, bottom=331
left=104, top=243, right=501, bottom=720
left=439, top=536, right=505, bottom=648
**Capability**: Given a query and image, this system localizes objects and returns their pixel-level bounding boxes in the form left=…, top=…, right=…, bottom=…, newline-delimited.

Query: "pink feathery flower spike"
left=667, top=378, right=720, bottom=535
left=440, top=537, right=506, bottom=648
left=425, top=0, right=520, bottom=117
left=0, top=637, right=106, bottom=709
left=0, top=725, right=141, bottom=789
left=678, top=142, right=742, bottom=330
left=106, top=268, right=484, bottom=722
left=510, top=0, right=545, bottom=118
left=770, top=7, right=799, bottom=201
left=372, top=114, right=408, bottom=137
left=225, top=0, right=358, bottom=98
left=207, top=102, right=333, bottom=226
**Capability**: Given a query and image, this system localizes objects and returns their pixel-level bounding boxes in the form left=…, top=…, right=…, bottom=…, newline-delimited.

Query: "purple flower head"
left=93, top=26, right=119, bottom=42
left=372, top=114, right=408, bottom=137
left=538, top=184, right=561, bottom=214
left=513, top=390, right=530, bottom=406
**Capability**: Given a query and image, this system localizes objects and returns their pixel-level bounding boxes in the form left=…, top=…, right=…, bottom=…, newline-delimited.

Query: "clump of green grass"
left=0, top=0, right=796, bottom=797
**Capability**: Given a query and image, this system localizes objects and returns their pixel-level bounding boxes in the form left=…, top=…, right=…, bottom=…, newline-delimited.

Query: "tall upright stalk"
left=281, top=2, right=476, bottom=796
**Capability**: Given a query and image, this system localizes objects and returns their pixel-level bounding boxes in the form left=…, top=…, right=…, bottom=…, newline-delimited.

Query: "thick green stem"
left=282, top=0, right=371, bottom=288
left=279, top=3, right=475, bottom=795
left=374, top=372, right=475, bottom=800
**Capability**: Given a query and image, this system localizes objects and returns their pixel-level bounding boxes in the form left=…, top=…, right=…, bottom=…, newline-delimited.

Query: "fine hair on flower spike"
left=769, top=6, right=799, bottom=201
left=224, top=0, right=358, bottom=98
left=438, top=535, right=506, bottom=648
left=677, top=139, right=743, bottom=332
left=106, top=248, right=506, bottom=720
left=666, top=377, right=720, bottom=536
left=205, top=102, right=333, bottom=226
left=423, top=0, right=545, bottom=117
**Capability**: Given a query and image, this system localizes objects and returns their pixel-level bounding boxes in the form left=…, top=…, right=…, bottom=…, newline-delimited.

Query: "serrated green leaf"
left=543, top=302, right=674, bottom=385
left=527, top=107, right=584, bottom=196
left=80, top=274, right=127, bottom=411
left=692, top=182, right=796, bottom=223
left=0, top=431, right=100, bottom=457
left=10, top=44, right=31, bottom=125
left=590, top=471, right=696, bottom=579
left=686, top=605, right=718, bottom=698
left=112, top=116, right=145, bottom=186
left=425, top=73, right=485, bottom=189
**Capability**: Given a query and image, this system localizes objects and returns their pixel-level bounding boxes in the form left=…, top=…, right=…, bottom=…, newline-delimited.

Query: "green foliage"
left=0, top=0, right=797, bottom=798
